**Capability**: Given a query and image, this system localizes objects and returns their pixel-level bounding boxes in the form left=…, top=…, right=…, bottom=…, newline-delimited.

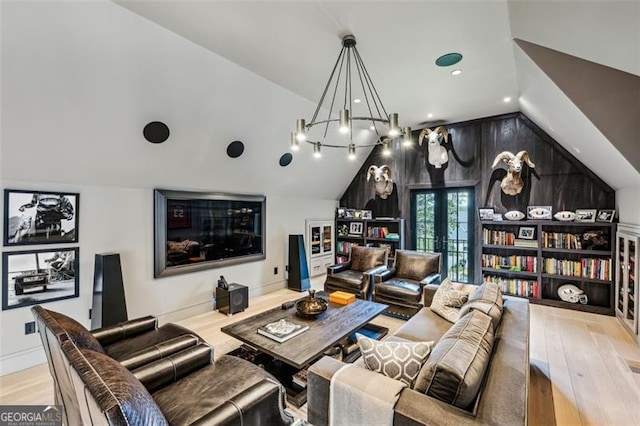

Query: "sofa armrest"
left=363, top=264, right=389, bottom=276
left=327, top=262, right=351, bottom=275
left=422, top=283, right=440, bottom=307
left=374, top=268, right=397, bottom=283
left=132, top=343, right=213, bottom=392
left=307, top=356, right=346, bottom=426
left=420, top=272, right=441, bottom=286
left=394, top=388, right=479, bottom=426
left=92, top=316, right=157, bottom=346
left=119, top=334, right=201, bottom=370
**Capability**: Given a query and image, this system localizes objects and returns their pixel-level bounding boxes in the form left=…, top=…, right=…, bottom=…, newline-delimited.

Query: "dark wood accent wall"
left=340, top=113, right=615, bottom=282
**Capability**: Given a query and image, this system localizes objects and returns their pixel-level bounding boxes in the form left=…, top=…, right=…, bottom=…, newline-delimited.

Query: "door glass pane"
left=415, top=193, right=436, bottom=252
left=446, top=191, right=470, bottom=283
left=311, top=226, right=321, bottom=254
left=618, top=236, right=625, bottom=313
left=628, top=239, right=636, bottom=322
left=323, top=226, right=332, bottom=252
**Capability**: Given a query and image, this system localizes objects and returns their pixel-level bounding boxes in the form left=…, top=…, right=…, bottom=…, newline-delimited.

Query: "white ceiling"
left=114, top=0, right=640, bottom=189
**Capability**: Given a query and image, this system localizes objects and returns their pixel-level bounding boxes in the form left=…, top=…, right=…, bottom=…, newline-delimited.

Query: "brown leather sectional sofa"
left=307, top=282, right=530, bottom=425
left=33, top=306, right=293, bottom=426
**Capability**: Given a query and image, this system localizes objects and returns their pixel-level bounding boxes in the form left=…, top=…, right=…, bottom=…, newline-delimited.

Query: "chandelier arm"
left=310, top=46, right=346, bottom=125
left=321, top=49, right=348, bottom=141
left=303, top=139, right=382, bottom=149
left=354, top=54, right=383, bottom=138
left=353, top=47, right=391, bottom=120
left=307, top=117, right=388, bottom=128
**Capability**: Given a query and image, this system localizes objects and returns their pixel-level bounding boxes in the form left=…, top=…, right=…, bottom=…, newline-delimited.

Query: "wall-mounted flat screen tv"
left=154, top=189, right=266, bottom=278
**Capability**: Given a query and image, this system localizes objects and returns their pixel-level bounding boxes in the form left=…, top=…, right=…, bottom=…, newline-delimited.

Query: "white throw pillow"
left=357, top=334, right=433, bottom=388
left=430, top=278, right=469, bottom=322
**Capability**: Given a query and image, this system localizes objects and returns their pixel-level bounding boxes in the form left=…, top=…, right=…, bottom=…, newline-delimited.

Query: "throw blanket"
left=329, top=364, right=407, bottom=426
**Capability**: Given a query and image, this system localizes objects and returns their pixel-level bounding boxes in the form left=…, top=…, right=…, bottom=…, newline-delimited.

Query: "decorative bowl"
left=295, top=289, right=328, bottom=318
left=504, top=210, right=525, bottom=221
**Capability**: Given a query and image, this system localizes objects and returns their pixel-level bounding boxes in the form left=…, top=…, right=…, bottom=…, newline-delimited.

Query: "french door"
left=412, top=188, right=474, bottom=283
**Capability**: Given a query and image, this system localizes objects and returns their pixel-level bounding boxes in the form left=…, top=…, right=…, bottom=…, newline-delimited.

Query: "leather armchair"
left=324, top=246, right=389, bottom=299
left=32, top=306, right=202, bottom=425
left=372, top=250, right=442, bottom=318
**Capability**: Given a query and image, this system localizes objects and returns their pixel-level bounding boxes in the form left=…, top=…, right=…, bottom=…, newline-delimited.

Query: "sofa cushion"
left=48, top=310, right=105, bottom=354
left=429, top=278, right=468, bottom=323
left=393, top=308, right=453, bottom=343
left=459, top=282, right=504, bottom=329
left=62, top=342, right=167, bottom=425
left=357, top=334, right=433, bottom=387
left=414, top=310, right=495, bottom=409
left=350, top=246, right=387, bottom=272
left=395, top=250, right=441, bottom=282
left=103, top=322, right=198, bottom=361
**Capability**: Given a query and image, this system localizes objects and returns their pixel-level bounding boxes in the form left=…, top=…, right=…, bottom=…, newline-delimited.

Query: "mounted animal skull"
left=418, top=126, right=449, bottom=168
left=491, top=151, right=535, bottom=195
left=367, top=165, right=393, bottom=199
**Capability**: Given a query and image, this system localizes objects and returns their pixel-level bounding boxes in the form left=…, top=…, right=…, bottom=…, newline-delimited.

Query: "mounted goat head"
left=491, top=150, right=535, bottom=195
left=418, top=126, right=449, bottom=168
left=366, top=165, right=394, bottom=199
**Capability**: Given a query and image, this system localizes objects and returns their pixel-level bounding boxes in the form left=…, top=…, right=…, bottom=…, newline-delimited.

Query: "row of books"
left=541, top=232, right=583, bottom=249
left=542, top=257, right=612, bottom=280
left=484, top=275, right=540, bottom=298
left=482, top=229, right=516, bottom=246
left=336, top=241, right=358, bottom=255
left=368, top=227, right=390, bottom=238
left=481, top=254, right=538, bottom=273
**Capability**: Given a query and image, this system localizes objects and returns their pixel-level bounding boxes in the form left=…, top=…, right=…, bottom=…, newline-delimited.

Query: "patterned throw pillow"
left=429, top=278, right=469, bottom=322
left=357, top=334, right=433, bottom=387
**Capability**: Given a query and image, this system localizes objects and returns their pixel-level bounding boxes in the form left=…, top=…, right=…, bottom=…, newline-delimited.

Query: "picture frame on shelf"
left=492, top=213, right=503, bottom=222
left=4, top=189, right=79, bottom=246
left=575, top=209, right=597, bottom=223
left=596, top=209, right=616, bottom=223
left=478, top=208, right=495, bottom=221
left=337, top=208, right=346, bottom=219
left=517, top=226, right=536, bottom=240
left=362, top=210, right=372, bottom=219
left=349, top=222, right=364, bottom=235
left=527, top=206, right=552, bottom=220
left=2, top=247, right=79, bottom=311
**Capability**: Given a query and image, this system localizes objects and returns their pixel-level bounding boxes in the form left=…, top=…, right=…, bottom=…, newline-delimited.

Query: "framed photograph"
left=2, top=248, right=79, bottom=310
left=362, top=210, right=373, bottom=220
left=596, top=209, right=616, bottom=223
left=478, top=208, right=495, bottom=221
left=518, top=227, right=536, bottom=240
left=349, top=222, right=364, bottom=235
left=575, top=209, right=597, bottom=223
left=492, top=213, right=503, bottom=222
left=4, top=189, right=79, bottom=246
left=337, top=208, right=347, bottom=219
left=527, top=206, right=552, bottom=220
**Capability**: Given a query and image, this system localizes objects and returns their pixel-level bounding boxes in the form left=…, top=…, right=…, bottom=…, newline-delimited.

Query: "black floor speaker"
left=216, top=283, right=248, bottom=315
left=288, top=234, right=310, bottom=291
left=91, top=253, right=128, bottom=330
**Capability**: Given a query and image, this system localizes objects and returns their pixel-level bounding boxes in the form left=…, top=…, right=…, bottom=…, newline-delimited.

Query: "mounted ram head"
left=418, top=126, right=449, bottom=168
left=491, top=150, right=535, bottom=195
left=367, top=165, right=393, bottom=199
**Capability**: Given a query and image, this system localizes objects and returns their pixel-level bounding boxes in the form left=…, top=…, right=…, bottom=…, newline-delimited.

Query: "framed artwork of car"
left=4, top=189, right=79, bottom=246
left=2, top=248, right=79, bottom=310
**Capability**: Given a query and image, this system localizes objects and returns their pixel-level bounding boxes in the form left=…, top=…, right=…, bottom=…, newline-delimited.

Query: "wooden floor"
left=1, top=279, right=639, bottom=425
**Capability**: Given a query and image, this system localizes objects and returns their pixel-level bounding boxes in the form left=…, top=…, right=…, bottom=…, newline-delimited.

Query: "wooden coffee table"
left=221, top=293, right=387, bottom=406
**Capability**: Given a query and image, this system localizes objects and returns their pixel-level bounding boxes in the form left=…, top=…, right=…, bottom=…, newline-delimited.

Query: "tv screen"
left=154, top=189, right=266, bottom=278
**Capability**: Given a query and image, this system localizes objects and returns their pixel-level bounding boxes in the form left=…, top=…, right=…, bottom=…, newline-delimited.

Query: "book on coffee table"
left=257, top=318, right=309, bottom=343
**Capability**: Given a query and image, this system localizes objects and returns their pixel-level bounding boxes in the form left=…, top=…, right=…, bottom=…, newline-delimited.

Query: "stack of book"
left=257, top=318, right=309, bottom=343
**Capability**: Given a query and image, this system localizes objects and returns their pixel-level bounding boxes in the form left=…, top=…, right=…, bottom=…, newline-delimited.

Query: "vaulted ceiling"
left=114, top=1, right=640, bottom=189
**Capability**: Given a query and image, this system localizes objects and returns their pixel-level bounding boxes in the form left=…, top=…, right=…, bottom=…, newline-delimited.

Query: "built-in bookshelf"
left=335, top=218, right=405, bottom=266
left=481, top=220, right=616, bottom=315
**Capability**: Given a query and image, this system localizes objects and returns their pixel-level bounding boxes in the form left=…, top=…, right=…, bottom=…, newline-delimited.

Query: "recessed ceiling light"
left=435, top=52, right=463, bottom=67
left=451, top=69, right=462, bottom=76
left=427, top=113, right=434, bottom=118
left=354, top=98, right=361, bottom=103
left=503, top=97, right=512, bottom=103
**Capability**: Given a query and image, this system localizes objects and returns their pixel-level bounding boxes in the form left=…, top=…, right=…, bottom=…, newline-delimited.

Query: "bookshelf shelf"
left=335, top=216, right=404, bottom=266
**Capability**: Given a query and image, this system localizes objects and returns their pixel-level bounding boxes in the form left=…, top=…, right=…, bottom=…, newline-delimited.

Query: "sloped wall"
left=340, top=113, right=615, bottom=280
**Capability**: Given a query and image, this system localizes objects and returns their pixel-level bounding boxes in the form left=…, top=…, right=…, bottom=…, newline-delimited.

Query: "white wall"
left=617, top=186, right=640, bottom=226
left=0, top=1, right=341, bottom=374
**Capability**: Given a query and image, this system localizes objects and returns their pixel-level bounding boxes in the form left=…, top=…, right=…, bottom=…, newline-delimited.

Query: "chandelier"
left=291, top=34, right=412, bottom=160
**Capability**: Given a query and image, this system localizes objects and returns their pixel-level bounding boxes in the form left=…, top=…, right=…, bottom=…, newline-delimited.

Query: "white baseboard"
left=0, top=346, right=46, bottom=376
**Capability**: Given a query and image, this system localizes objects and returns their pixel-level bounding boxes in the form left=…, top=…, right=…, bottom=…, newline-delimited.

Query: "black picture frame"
left=4, top=189, right=79, bottom=246
left=154, top=189, right=266, bottom=278
left=2, top=247, right=79, bottom=310
left=518, top=227, right=536, bottom=240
